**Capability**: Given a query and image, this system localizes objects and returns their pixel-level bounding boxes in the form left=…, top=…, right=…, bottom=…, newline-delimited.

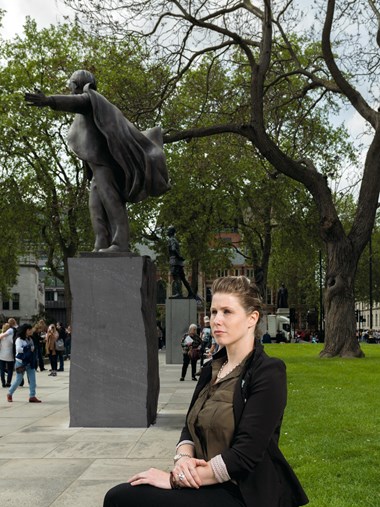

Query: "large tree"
left=63, top=0, right=380, bottom=357
left=138, top=52, right=349, bottom=306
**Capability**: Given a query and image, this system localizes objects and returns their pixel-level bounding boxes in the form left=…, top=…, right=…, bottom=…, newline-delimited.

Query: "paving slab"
left=0, top=441, right=61, bottom=459
left=0, top=351, right=194, bottom=507
left=45, top=440, right=136, bottom=459
left=80, top=458, right=171, bottom=480
left=0, top=478, right=74, bottom=507
left=0, top=458, right=93, bottom=478
left=66, top=428, right=146, bottom=443
left=49, top=479, right=120, bottom=507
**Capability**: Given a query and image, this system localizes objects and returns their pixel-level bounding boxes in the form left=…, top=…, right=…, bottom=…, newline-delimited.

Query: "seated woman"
left=104, top=276, right=308, bottom=507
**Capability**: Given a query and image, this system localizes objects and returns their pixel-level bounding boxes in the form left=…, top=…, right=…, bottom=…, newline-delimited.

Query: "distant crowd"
left=0, top=318, right=71, bottom=402
left=356, top=329, right=380, bottom=344
left=261, top=329, right=321, bottom=344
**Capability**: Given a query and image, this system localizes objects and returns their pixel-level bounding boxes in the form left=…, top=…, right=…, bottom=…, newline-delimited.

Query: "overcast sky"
left=0, top=0, right=71, bottom=39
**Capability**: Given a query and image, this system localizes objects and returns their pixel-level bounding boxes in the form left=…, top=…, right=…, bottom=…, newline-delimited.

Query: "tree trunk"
left=191, top=259, right=199, bottom=296
left=260, top=207, right=272, bottom=293
left=321, top=240, right=364, bottom=358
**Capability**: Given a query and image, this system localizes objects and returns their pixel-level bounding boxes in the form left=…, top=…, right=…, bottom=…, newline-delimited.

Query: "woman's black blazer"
left=179, top=342, right=309, bottom=507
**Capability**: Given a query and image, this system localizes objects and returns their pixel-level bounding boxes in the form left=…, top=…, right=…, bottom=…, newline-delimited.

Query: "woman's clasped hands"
left=172, top=456, right=208, bottom=489
left=128, top=457, right=208, bottom=490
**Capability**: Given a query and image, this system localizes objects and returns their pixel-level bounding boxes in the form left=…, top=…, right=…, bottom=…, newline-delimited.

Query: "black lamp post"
left=319, top=250, right=324, bottom=333
left=369, top=235, right=373, bottom=329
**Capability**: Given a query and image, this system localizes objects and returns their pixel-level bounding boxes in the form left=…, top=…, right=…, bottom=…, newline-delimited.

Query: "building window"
left=12, top=293, right=20, bottom=311
left=45, top=291, right=55, bottom=302
left=57, top=292, right=65, bottom=302
left=2, top=300, right=10, bottom=310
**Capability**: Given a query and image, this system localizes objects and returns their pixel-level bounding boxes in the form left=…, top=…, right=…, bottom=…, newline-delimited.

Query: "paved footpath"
left=0, top=352, right=194, bottom=507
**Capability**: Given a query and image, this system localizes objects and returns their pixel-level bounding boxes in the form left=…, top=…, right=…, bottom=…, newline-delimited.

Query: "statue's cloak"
left=84, top=84, right=170, bottom=203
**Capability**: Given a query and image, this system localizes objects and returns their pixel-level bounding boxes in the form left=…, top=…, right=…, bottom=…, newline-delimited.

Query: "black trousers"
left=57, top=351, right=64, bottom=370
left=37, top=342, right=45, bottom=370
left=103, top=482, right=245, bottom=507
left=0, top=360, right=14, bottom=386
left=49, top=354, right=58, bottom=371
left=181, top=353, right=198, bottom=379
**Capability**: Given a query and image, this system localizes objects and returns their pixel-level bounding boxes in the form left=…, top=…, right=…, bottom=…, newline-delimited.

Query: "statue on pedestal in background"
left=167, top=226, right=199, bottom=301
left=277, top=283, right=289, bottom=308
left=25, top=70, right=170, bottom=253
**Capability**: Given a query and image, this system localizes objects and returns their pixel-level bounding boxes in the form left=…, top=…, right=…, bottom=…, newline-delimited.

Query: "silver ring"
left=178, top=472, right=185, bottom=481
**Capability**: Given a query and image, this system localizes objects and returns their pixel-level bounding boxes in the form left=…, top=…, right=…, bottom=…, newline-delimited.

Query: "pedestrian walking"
left=7, top=323, right=41, bottom=403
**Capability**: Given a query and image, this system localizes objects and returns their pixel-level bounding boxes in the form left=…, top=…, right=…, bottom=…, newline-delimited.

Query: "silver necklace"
left=216, top=360, right=241, bottom=381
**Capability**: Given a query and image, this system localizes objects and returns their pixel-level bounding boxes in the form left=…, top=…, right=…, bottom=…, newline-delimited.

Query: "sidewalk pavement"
left=0, top=352, right=194, bottom=507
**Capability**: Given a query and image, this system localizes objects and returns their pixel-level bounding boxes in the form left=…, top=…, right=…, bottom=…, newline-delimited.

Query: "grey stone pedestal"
left=165, top=298, right=197, bottom=364
left=68, top=254, right=159, bottom=427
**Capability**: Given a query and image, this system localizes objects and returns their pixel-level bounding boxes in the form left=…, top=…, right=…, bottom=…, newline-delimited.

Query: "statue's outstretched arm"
left=25, top=89, right=53, bottom=108
left=25, top=90, right=91, bottom=114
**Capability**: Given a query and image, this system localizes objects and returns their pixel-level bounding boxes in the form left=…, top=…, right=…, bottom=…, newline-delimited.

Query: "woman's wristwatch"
left=173, top=453, right=192, bottom=464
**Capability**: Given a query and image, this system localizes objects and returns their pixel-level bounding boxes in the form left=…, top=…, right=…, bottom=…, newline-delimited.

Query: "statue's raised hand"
left=25, top=88, right=51, bottom=107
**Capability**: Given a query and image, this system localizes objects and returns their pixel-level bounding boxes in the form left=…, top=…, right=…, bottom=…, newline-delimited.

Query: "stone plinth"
left=68, top=254, right=159, bottom=427
left=165, top=298, right=197, bottom=364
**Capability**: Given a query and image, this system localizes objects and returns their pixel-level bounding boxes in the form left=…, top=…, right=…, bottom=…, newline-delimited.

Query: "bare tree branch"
left=322, top=0, right=377, bottom=127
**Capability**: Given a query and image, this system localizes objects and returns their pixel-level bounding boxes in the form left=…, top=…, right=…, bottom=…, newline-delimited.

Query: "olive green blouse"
left=186, top=356, right=244, bottom=461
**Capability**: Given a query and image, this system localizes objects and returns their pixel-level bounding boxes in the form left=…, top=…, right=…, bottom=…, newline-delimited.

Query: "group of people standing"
left=45, top=322, right=71, bottom=376
left=180, top=315, right=218, bottom=381
left=0, top=317, right=71, bottom=402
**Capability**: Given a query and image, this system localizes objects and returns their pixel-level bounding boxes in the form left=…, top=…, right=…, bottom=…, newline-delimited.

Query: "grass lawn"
left=264, top=343, right=379, bottom=507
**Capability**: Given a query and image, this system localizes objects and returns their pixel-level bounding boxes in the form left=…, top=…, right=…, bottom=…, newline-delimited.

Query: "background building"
left=0, top=254, right=44, bottom=324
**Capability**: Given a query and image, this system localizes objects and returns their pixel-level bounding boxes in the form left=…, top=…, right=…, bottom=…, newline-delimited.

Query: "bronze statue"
left=167, top=226, right=198, bottom=300
left=25, top=70, right=170, bottom=253
left=277, top=283, right=289, bottom=308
